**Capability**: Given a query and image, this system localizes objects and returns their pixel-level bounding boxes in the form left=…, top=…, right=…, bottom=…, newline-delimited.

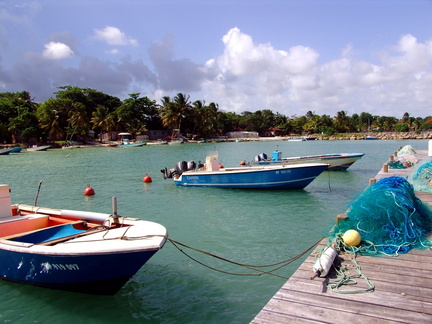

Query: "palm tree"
left=91, top=105, right=117, bottom=142
left=172, top=93, right=191, bottom=133
left=204, top=102, right=220, bottom=136
left=191, top=100, right=206, bottom=136
left=334, top=111, right=350, bottom=133
left=65, top=101, right=88, bottom=143
left=160, top=93, right=191, bottom=135
left=160, top=96, right=177, bottom=130
left=37, top=99, right=64, bottom=140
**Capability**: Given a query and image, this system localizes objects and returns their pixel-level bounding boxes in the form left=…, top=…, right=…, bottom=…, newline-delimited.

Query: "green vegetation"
left=0, top=86, right=431, bottom=145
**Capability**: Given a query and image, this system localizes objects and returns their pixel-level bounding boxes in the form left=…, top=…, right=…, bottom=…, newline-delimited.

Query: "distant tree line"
left=0, top=86, right=431, bottom=144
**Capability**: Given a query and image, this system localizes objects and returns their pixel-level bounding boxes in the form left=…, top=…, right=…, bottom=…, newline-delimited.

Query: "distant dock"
left=252, top=148, right=432, bottom=323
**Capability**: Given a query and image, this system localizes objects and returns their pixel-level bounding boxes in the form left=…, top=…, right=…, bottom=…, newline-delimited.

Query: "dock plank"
left=252, top=148, right=432, bottom=323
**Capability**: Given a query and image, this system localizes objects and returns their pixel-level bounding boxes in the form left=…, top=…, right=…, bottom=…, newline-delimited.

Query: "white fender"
left=311, top=246, right=337, bottom=279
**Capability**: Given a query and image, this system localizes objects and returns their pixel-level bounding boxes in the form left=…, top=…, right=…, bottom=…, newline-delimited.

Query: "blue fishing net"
left=411, top=161, right=432, bottom=193
left=333, top=177, right=432, bottom=256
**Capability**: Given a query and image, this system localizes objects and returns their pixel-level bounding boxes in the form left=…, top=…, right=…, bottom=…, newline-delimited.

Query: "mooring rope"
left=163, top=236, right=324, bottom=279
left=56, top=227, right=325, bottom=279
left=118, top=234, right=324, bottom=279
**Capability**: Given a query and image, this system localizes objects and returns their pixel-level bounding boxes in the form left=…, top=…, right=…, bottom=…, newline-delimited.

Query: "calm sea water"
left=0, top=139, right=429, bottom=323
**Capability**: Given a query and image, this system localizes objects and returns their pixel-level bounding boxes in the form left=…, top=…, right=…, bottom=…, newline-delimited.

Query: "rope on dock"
left=325, top=236, right=375, bottom=294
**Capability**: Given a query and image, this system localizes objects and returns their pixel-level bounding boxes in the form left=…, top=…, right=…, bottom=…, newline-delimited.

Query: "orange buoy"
left=143, top=173, right=152, bottom=183
left=83, top=184, right=95, bottom=195
left=240, top=160, right=246, bottom=165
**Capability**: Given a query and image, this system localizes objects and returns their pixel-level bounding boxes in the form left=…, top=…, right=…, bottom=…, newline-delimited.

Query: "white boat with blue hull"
left=161, top=154, right=328, bottom=189
left=0, top=184, right=167, bottom=295
left=251, top=151, right=364, bottom=171
left=119, top=138, right=146, bottom=147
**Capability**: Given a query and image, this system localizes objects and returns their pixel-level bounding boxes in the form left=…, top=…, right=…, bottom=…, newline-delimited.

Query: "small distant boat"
left=167, top=139, right=184, bottom=145
left=26, top=145, right=51, bottom=152
left=161, top=154, right=328, bottom=189
left=119, top=139, right=146, bottom=147
left=0, top=184, right=167, bottom=295
left=0, top=148, right=13, bottom=155
left=106, top=144, right=118, bottom=148
left=365, top=136, right=378, bottom=140
left=251, top=151, right=364, bottom=171
left=287, top=138, right=306, bottom=142
left=10, top=147, right=23, bottom=153
left=147, top=140, right=168, bottom=146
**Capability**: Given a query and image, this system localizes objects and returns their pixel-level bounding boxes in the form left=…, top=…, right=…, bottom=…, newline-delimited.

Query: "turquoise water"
left=0, top=139, right=429, bottom=323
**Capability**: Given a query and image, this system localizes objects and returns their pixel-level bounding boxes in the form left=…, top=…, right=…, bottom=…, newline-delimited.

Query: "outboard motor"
left=161, top=167, right=176, bottom=179
left=253, top=153, right=268, bottom=162
left=175, top=161, right=188, bottom=175
left=187, top=160, right=196, bottom=171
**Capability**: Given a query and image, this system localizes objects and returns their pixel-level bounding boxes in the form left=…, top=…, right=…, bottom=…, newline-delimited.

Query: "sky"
left=1, top=0, right=432, bottom=119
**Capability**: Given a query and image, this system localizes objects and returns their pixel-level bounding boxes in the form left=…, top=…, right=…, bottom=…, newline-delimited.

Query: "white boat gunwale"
left=179, top=162, right=330, bottom=176
left=0, top=205, right=167, bottom=255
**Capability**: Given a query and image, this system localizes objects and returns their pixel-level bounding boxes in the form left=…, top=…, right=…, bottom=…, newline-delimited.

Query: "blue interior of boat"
left=11, top=224, right=86, bottom=244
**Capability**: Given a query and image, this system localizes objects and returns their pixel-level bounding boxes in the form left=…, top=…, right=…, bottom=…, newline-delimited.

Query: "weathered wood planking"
left=252, top=148, right=432, bottom=324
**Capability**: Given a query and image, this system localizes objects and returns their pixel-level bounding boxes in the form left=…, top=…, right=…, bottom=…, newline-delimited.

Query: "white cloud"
left=42, top=42, right=74, bottom=60
left=93, top=26, right=138, bottom=46
left=3, top=24, right=432, bottom=119
left=200, top=29, right=432, bottom=118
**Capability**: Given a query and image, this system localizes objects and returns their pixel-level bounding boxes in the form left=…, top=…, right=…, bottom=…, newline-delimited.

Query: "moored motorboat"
left=287, top=138, right=306, bottom=141
left=167, top=139, right=184, bottom=145
left=147, top=140, right=168, bottom=145
left=119, top=139, right=146, bottom=147
left=0, top=184, right=167, bottom=294
left=161, top=154, right=328, bottom=189
left=251, top=151, right=364, bottom=170
left=26, top=145, right=51, bottom=152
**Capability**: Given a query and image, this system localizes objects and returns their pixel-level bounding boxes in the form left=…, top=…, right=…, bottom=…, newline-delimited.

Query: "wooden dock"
left=252, top=149, right=432, bottom=324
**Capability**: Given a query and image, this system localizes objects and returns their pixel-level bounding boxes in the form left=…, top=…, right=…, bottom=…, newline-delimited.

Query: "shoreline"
left=3, top=131, right=432, bottom=149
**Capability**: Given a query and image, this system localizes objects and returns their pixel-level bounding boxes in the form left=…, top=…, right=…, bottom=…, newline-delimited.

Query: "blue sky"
left=1, top=0, right=432, bottom=118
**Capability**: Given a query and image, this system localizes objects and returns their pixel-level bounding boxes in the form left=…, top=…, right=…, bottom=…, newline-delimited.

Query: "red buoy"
left=83, top=184, right=95, bottom=195
left=240, top=160, right=246, bottom=165
left=143, top=173, right=152, bottom=183
left=219, top=164, right=224, bottom=169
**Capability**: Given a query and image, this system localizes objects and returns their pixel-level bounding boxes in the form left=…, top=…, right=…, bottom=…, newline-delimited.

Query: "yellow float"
left=342, top=229, right=361, bottom=246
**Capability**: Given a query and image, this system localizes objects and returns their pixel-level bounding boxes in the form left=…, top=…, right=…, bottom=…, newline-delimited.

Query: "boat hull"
left=26, top=145, right=51, bottom=152
left=0, top=148, right=13, bottom=155
left=119, top=143, right=146, bottom=147
left=174, top=163, right=328, bottom=189
left=0, top=248, right=157, bottom=294
left=254, top=153, right=364, bottom=170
